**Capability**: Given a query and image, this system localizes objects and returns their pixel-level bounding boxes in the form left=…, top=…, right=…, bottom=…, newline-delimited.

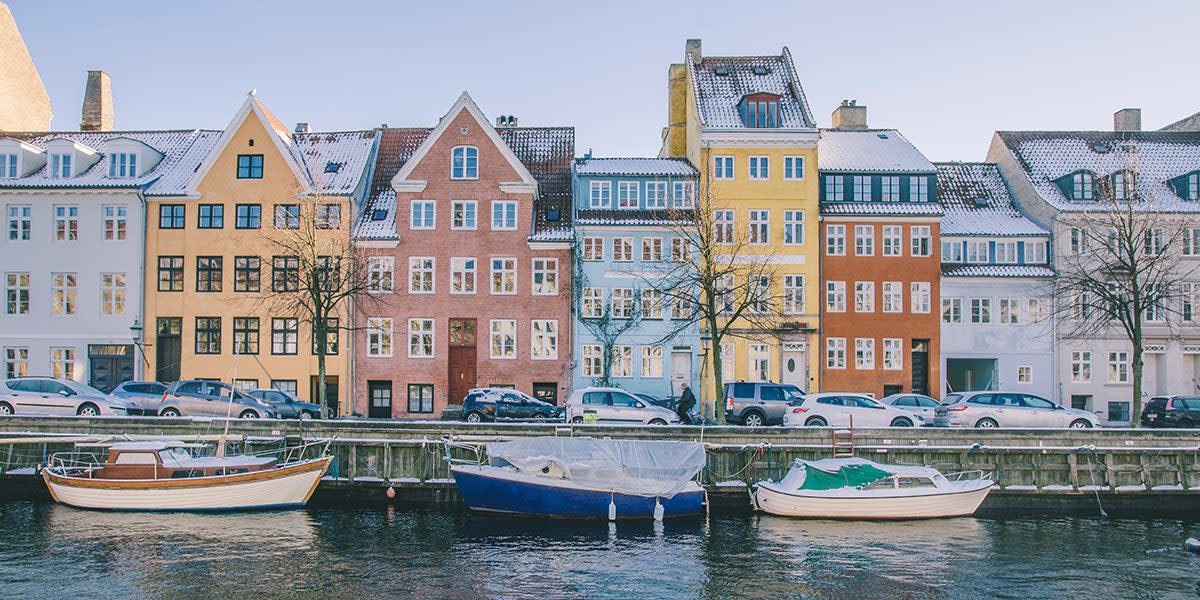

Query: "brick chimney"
left=294, top=122, right=311, bottom=134
left=1114, top=108, right=1141, bottom=132
left=831, top=100, right=867, bottom=130
left=685, top=39, right=702, bottom=63
left=80, top=70, right=113, bottom=131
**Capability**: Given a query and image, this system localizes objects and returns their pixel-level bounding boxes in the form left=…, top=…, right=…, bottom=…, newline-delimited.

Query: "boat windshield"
left=157, top=448, right=194, bottom=466
left=860, top=476, right=939, bottom=490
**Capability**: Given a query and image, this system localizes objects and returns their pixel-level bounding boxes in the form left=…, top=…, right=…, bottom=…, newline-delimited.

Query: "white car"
left=564, top=387, right=680, bottom=425
left=784, top=393, right=925, bottom=428
left=880, top=393, right=940, bottom=422
left=0, top=377, right=125, bottom=416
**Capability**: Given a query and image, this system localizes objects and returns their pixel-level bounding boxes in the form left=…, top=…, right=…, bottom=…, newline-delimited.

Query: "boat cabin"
left=92, top=441, right=278, bottom=480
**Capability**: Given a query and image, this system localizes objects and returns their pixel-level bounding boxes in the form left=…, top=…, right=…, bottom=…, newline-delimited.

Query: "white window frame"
left=995, top=241, right=1018, bottom=264
left=612, top=237, right=634, bottom=262
left=826, top=337, right=846, bottom=369
left=715, top=210, right=734, bottom=245
left=713, top=155, right=734, bottom=180
left=783, top=274, right=805, bottom=315
left=51, top=272, right=76, bottom=316
left=1108, top=351, right=1130, bottom=384
left=451, top=200, right=477, bottom=230
left=582, top=236, right=604, bottom=261
left=589, top=181, right=612, bottom=209
left=582, top=345, right=603, bottom=377
left=854, top=281, right=875, bottom=313
left=853, top=175, right=871, bottom=202
left=491, top=200, right=517, bottom=231
left=7, top=205, right=30, bottom=241
left=941, top=240, right=963, bottom=262
left=826, top=281, right=846, bottom=313
left=617, top=181, right=639, bottom=209
left=100, top=273, right=125, bottom=316
left=410, top=200, right=435, bottom=230
left=642, top=346, right=663, bottom=378
left=367, top=257, right=394, bottom=294
left=451, top=145, right=479, bottom=180
left=854, top=224, right=874, bottom=256
left=1071, top=351, right=1092, bottom=383
left=641, top=288, right=663, bottom=319
left=966, top=240, right=989, bottom=263
left=1016, top=365, right=1033, bottom=384
left=50, top=347, right=75, bottom=380
left=641, top=237, right=663, bottom=262
left=581, top=287, right=603, bottom=318
left=407, top=318, right=434, bottom=358
left=910, top=176, right=928, bottom=202
left=825, top=175, right=844, bottom=202
left=672, top=181, right=694, bottom=208
left=880, top=176, right=900, bottom=202
left=367, top=317, right=394, bottom=358
left=490, top=257, right=517, bottom=295
left=911, top=282, right=931, bottom=313
left=910, top=226, right=932, bottom=257
left=748, top=156, right=769, bottom=180
left=102, top=204, right=127, bottom=241
left=4, top=272, right=30, bottom=315
left=783, top=210, right=804, bottom=246
left=610, top=288, right=634, bottom=319
left=489, top=319, right=517, bottom=360
left=783, top=156, right=805, bottom=180
left=612, top=345, right=633, bottom=378
left=532, top=258, right=558, bottom=295
left=882, top=338, right=903, bottom=370
left=748, top=209, right=769, bottom=245
left=883, top=225, right=903, bottom=257
left=826, top=224, right=846, bottom=256
left=970, top=298, right=992, bottom=324
left=855, top=338, right=875, bottom=370
left=450, top=257, right=476, bottom=294
left=882, top=281, right=903, bottom=313
left=645, top=181, right=668, bottom=208
left=999, top=298, right=1021, bottom=324
left=749, top=344, right=770, bottom=381
left=408, top=256, right=435, bottom=294
left=942, top=297, right=962, bottom=323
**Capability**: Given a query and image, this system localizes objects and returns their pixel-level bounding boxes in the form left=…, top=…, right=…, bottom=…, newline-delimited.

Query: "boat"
left=42, top=440, right=332, bottom=511
left=449, top=436, right=707, bottom=520
left=753, top=457, right=994, bottom=520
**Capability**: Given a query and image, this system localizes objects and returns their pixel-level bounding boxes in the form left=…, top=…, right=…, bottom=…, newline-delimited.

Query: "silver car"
left=933, top=391, right=1099, bottom=428
left=881, top=393, right=940, bottom=422
left=564, top=387, right=680, bottom=425
left=156, top=380, right=278, bottom=418
left=0, top=377, right=124, bottom=416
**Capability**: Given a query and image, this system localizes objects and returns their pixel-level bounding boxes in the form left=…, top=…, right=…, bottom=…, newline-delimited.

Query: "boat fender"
left=653, top=499, right=664, bottom=521
left=608, top=495, right=617, bottom=521
left=1186, top=538, right=1200, bottom=553
left=386, top=485, right=396, bottom=499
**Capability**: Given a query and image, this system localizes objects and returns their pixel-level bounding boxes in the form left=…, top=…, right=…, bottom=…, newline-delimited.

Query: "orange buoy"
left=386, top=485, right=396, bottom=499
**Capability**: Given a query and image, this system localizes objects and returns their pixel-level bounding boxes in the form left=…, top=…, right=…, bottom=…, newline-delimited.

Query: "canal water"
left=0, top=500, right=1195, bottom=599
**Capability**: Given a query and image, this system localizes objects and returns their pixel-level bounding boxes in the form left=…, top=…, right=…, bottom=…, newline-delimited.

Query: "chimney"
left=294, top=122, right=311, bottom=133
left=495, top=115, right=518, bottom=128
left=1114, top=108, right=1141, bottom=132
left=831, top=99, right=867, bottom=130
left=685, top=39, right=702, bottom=64
left=80, top=70, right=113, bottom=131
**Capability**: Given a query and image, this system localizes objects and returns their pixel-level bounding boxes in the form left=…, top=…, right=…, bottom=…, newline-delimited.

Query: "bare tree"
left=572, top=239, right=643, bottom=387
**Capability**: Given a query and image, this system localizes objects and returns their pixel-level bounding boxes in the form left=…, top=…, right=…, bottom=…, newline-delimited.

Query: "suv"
left=156, top=380, right=278, bottom=419
left=1141, top=396, right=1200, bottom=428
left=462, top=388, right=564, bottom=423
left=723, top=382, right=806, bottom=426
left=0, top=377, right=123, bottom=416
left=564, top=387, right=679, bottom=425
left=932, top=391, right=1098, bottom=428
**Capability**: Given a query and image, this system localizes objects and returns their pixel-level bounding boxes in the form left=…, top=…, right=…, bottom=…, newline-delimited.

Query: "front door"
left=781, top=344, right=808, bottom=392
left=88, top=345, right=134, bottom=393
left=155, top=318, right=182, bottom=383
left=368, top=381, right=392, bottom=418
left=670, top=351, right=691, bottom=397
left=911, top=339, right=930, bottom=396
left=310, top=376, right=339, bottom=418
left=448, top=319, right=477, bottom=405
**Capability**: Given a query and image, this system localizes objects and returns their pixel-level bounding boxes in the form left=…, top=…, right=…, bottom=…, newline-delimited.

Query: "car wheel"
left=0, top=402, right=12, bottom=416
left=465, top=411, right=483, bottom=423
left=76, top=403, right=100, bottom=417
left=975, top=418, right=999, bottom=428
left=239, top=410, right=258, bottom=419
left=742, top=412, right=765, bottom=427
left=300, top=410, right=316, bottom=420
left=890, top=417, right=913, bottom=427
left=570, top=417, right=584, bottom=424
left=531, top=413, right=548, bottom=421
left=160, top=408, right=181, bottom=417
left=804, top=416, right=827, bottom=427
left=1069, top=419, right=1092, bottom=429
left=649, top=418, right=667, bottom=426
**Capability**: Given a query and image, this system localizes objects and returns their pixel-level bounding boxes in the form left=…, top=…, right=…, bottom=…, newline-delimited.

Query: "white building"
left=0, top=130, right=217, bottom=390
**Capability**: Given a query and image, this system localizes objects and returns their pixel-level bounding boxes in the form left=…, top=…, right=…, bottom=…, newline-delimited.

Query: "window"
left=582, top=345, right=603, bottom=377
left=313, top=317, right=339, bottom=355
left=911, top=282, right=931, bottom=313
left=617, top=181, right=639, bottom=209
left=826, top=281, right=846, bottom=312
left=854, top=281, right=875, bottom=313
left=233, top=317, right=259, bottom=354
left=367, top=257, right=393, bottom=293
left=880, top=176, right=900, bottom=202
left=610, top=288, right=634, bottom=318
left=671, top=291, right=694, bottom=319
left=235, top=204, right=261, bottom=229
left=743, top=97, right=779, bottom=128
left=102, top=205, right=127, bottom=240
left=641, top=346, right=663, bottom=377
left=999, top=298, right=1021, bottom=324
left=783, top=275, right=805, bottom=315
left=531, top=320, right=557, bottom=360
left=581, top=287, right=603, bottom=318
left=54, top=205, right=78, bottom=240
left=0, top=153, right=17, bottom=178
left=490, top=258, right=516, bottom=295
left=582, top=237, right=604, bottom=261
left=717, top=275, right=735, bottom=314
left=1028, top=298, right=1051, bottom=323
left=198, top=204, right=224, bottom=229
left=1108, top=351, right=1129, bottom=383
left=234, top=379, right=258, bottom=392
left=1071, top=172, right=1093, bottom=200
left=407, top=384, right=434, bottom=413
left=910, top=176, right=928, bottom=202
left=612, top=237, right=633, bottom=262
left=1026, top=240, right=1047, bottom=264
left=1145, top=228, right=1165, bottom=256
left=450, top=257, right=476, bottom=294
left=271, top=318, right=298, bottom=355
left=882, top=281, right=903, bottom=313
left=50, top=347, right=75, bottom=380
left=942, top=298, right=962, bottom=323
left=49, top=153, right=71, bottom=178
left=826, top=338, right=846, bottom=369
left=966, top=240, right=989, bottom=263
left=645, top=181, right=668, bottom=208
left=100, top=273, right=125, bottom=315
left=408, top=257, right=435, bottom=294
left=5, top=272, right=29, bottom=315
left=671, top=237, right=690, bottom=262
left=271, top=256, right=299, bottom=292
left=641, top=288, right=663, bottom=319
left=1069, top=228, right=1088, bottom=254
left=492, top=201, right=517, bottom=230
left=825, top=175, right=844, bottom=202
left=196, top=256, right=222, bottom=292
left=1017, top=366, right=1032, bottom=384
left=316, top=204, right=341, bottom=229
left=995, top=241, right=1017, bottom=263
left=749, top=275, right=770, bottom=314
left=51, top=273, right=76, bottom=315
left=271, top=380, right=298, bottom=395
left=1184, top=283, right=1198, bottom=322
left=7, top=205, right=30, bottom=240
left=409, top=200, right=435, bottom=230
left=611, top=346, right=633, bottom=378
left=749, top=210, right=769, bottom=245
left=1144, top=284, right=1166, bottom=322
left=672, top=181, right=694, bottom=208
left=853, top=176, right=871, bottom=202
left=910, top=226, right=932, bottom=256
left=1071, top=351, right=1092, bottom=383
left=941, top=240, right=962, bottom=262
left=1072, top=292, right=1091, bottom=321
left=784, top=156, right=805, bottom=180
left=854, top=225, right=874, bottom=256
left=451, top=201, right=477, bottom=230
left=826, top=224, right=846, bottom=256
left=783, top=210, right=804, bottom=245
left=880, top=225, right=902, bottom=257
left=1113, top=171, right=1133, bottom=199
left=1189, top=173, right=1200, bottom=201
left=1182, top=228, right=1200, bottom=257
left=855, top=338, right=875, bottom=370
left=642, top=237, right=663, bottom=262
left=748, top=344, right=770, bottom=381
left=589, top=181, right=611, bottom=208
left=451, top=146, right=478, bottom=179
left=237, top=154, right=263, bottom=179
left=490, top=319, right=516, bottom=359
left=158, top=256, right=184, bottom=292
left=882, top=338, right=903, bottom=370
left=970, top=298, right=992, bottom=323
left=532, top=258, right=558, bottom=295
left=273, top=204, right=300, bottom=229
left=367, top=318, right=393, bottom=357
left=195, top=317, right=221, bottom=354
left=749, top=156, right=769, bottom=180
left=714, top=155, right=734, bottom=179
left=3, top=347, right=28, bottom=378
left=715, top=210, right=734, bottom=244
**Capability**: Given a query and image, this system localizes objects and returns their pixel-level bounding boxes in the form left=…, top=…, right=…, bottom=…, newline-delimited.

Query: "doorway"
left=448, top=318, right=477, bottom=405
left=155, top=317, right=181, bottom=383
left=310, top=375, right=339, bottom=418
left=911, top=339, right=930, bottom=396
left=368, top=380, right=392, bottom=418
left=781, top=342, right=808, bottom=392
left=88, top=344, right=134, bottom=393
left=670, top=350, right=692, bottom=397
left=945, top=357, right=998, bottom=393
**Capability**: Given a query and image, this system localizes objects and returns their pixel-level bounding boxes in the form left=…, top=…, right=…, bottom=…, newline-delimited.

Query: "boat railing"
left=442, top=438, right=484, bottom=466
left=244, top=439, right=334, bottom=465
left=943, top=469, right=990, bottom=481
left=47, top=452, right=105, bottom=476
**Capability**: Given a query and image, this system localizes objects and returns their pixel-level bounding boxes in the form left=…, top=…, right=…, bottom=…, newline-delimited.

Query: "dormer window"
left=109, top=152, right=138, bottom=178
left=0, top=153, right=15, bottom=178
left=1070, top=172, right=1093, bottom=200
left=741, top=94, right=780, bottom=128
left=451, top=146, right=478, bottom=179
left=1111, top=171, right=1134, bottom=199
left=1189, top=173, right=1199, bottom=201
left=50, top=154, right=72, bottom=178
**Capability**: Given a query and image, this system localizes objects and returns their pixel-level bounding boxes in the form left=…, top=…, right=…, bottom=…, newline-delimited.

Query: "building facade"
left=935, top=162, right=1056, bottom=400
left=353, top=93, right=574, bottom=417
left=570, top=156, right=701, bottom=398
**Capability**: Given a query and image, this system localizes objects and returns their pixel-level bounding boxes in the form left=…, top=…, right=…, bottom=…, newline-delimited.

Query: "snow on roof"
left=689, top=48, right=815, bottom=129
left=820, top=201, right=943, bottom=217
left=997, top=130, right=1200, bottom=212
left=575, top=209, right=696, bottom=228
left=936, top=162, right=1049, bottom=237
left=294, top=130, right=378, bottom=195
left=574, top=157, right=697, bottom=177
left=818, top=129, right=935, bottom=173
left=942, top=264, right=1056, bottom=279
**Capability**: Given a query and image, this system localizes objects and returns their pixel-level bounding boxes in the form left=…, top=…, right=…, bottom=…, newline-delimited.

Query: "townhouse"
left=353, top=93, right=574, bottom=417
left=817, top=105, right=943, bottom=397
left=571, top=156, right=701, bottom=397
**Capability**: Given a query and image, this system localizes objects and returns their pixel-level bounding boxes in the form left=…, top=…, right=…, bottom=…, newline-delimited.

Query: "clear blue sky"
left=9, top=0, right=1199, bottom=161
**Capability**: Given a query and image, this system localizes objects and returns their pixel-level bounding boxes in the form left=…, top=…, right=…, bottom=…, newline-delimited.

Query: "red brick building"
left=353, top=93, right=574, bottom=417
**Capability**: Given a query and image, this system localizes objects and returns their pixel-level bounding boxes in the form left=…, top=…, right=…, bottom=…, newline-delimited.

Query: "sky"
left=8, top=0, right=1200, bottom=162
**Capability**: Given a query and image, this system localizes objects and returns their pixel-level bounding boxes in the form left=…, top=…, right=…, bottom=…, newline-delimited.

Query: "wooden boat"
left=754, top=457, right=994, bottom=520
left=42, top=440, right=332, bottom=511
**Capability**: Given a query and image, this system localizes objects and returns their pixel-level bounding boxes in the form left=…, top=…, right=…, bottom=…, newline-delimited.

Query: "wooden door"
left=310, top=375, right=339, bottom=418
left=911, top=339, right=930, bottom=396
left=448, top=319, right=477, bottom=405
left=155, top=318, right=182, bottom=383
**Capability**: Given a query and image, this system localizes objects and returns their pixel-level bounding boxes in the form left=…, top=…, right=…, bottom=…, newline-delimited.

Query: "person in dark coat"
left=676, top=383, right=697, bottom=424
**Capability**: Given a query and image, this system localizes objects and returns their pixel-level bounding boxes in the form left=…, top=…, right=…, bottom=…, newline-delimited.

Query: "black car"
left=1141, top=396, right=1200, bottom=428
left=462, top=388, right=564, bottom=423
left=248, top=388, right=322, bottom=419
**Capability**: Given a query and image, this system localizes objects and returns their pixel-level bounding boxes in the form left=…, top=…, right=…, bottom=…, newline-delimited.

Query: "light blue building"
left=570, top=157, right=701, bottom=399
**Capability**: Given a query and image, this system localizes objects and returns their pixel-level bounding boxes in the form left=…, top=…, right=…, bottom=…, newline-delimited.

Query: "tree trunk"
left=316, top=318, right=329, bottom=419
left=1131, top=341, right=1144, bottom=428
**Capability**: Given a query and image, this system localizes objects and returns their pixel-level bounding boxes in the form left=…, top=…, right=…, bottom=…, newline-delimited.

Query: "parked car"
left=723, top=381, right=806, bottom=427
left=932, top=391, right=1098, bottom=428
left=881, top=393, right=940, bottom=422
left=462, top=388, right=564, bottom=422
left=635, top=393, right=676, bottom=411
left=784, top=393, right=925, bottom=428
left=1141, top=396, right=1200, bottom=428
left=156, top=380, right=278, bottom=419
left=110, top=381, right=169, bottom=416
left=0, top=377, right=125, bottom=416
left=564, top=387, right=679, bottom=425
left=248, top=388, right=322, bottom=419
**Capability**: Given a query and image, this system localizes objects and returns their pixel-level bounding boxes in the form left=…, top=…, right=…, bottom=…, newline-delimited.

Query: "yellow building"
left=662, top=39, right=823, bottom=406
left=143, top=94, right=376, bottom=415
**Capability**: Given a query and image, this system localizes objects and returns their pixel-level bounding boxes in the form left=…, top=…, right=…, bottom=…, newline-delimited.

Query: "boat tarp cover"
left=485, top=437, right=706, bottom=499
left=777, top=458, right=895, bottom=491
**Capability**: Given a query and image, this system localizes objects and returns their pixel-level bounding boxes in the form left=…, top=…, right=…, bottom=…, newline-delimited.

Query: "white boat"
left=42, top=440, right=332, bottom=511
left=754, top=457, right=994, bottom=520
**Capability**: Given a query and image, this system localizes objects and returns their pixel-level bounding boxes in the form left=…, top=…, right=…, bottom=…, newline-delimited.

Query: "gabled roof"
left=688, top=47, right=815, bottom=129
left=818, top=129, right=935, bottom=173
left=995, top=130, right=1200, bottom=213
left=574, top=157, right=697, bottom=177
left=185, top=93, right=315, bottom=195
left=935, top=162, right=1049, bottom=237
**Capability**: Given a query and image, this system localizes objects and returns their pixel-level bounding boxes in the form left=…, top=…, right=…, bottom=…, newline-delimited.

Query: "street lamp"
left=130, top=319, right=146, bottom=379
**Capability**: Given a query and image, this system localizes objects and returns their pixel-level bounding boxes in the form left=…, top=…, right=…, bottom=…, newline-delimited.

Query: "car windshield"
left=67, top=381, right=108, bottom=396
left=940, top=393, right=964, bottom=405
left=781, top=387, right=805, bottom=402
